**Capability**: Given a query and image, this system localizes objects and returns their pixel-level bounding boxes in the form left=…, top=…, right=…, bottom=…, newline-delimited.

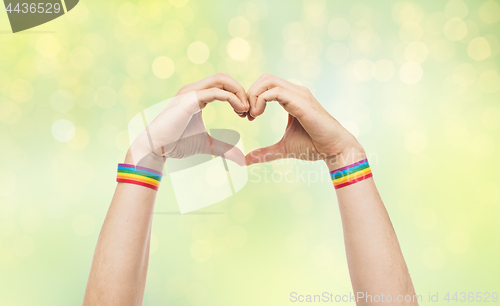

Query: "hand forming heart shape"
left=128, top=73, right=365, bottom=172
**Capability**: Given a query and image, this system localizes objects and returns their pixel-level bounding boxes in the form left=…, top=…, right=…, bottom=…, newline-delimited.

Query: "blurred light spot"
left=373, top=59, right=395, bottom=82
left=392, top=2, right=424, bottom=25
left=35, top=55, right=59, bottom=75
left=287, top=78, right=303, bottom=86
left=284, top=42, right=306, bottom=62
left=187, top=41, right=210, bottom=64
left=75, top=85, right=95, bottom=108
left=0, top=101, right=22, bottom=124
left=476, top=183, right=500, bottom=206
left=68, top=127, right=90, bottom=150
left=152, top=56, right=175, bottom=79
left=481, top=107, right=500, bottom=130
left=422, top=247, right=446, bottom=270
left=186, top=282, right=207, bottom=306
left=115, top=130, right=130, bottom=152
left=430, top=39, right=456, bottom=61
left=44, top=197, right=68, bottom=219
left=227, top=37, right=251, bottom=61
left=190, top=240, right=212, bottom=262
left=460, top=20, right=479, bottom=44
left=52, top=119, right=76, bottom=142
left=311, top=244, right=333, bottom=267
left=291, top=191, right=313, bottom=214
left=94, top=86, right=117, bottom=108
left=414, top=207, right=437, bottom=230
left=405, top=131, right=427, bottom=154
left=72, top=213, right=95, bottom=236
left=10, top=79, right=33, bottom=103
left=424, top=12, right=446, bottom=36
left=13, top=235, right=35, bottom=257
left=443, top=18, right=467, bottom=41
left=225, top=225, right=247, bottom=247
left=0, top=169, right=16, bottom=197
left=228, top=16, right=251, bottom=38
left=468, top=134, right=494, bottom=157
left=36, top=34, right=60, bottom=57
left=452, top=63, right=476, bottom=86
left=51, top=90, right=75, bottom=113
left=477, top=70, right=500, bottom=93
left=192, top=261, right=214, bottom=281
left=352, top=59, right=374, bottom=82
left=19, top=208, right=42, bottom=233
left=205, top=209, right=228, bottom=228
left=231, top=201, right=253, bottom=224
left=399, top=22, right=423, bottom=42
left=169, top=0, right=189, bottom=7
left=328, top=18, right=350, bottom=41
left=399, top=62, right=423, bottom=84
left=2, top=146, right=27, bottom=168
left=299, top=59, right=322, bottom=80
left=341, top=121, right=360, bottom=138
left=479, top=1, right=500, bottom=24
left=192, top=223, right=213, bottom=241
left=446, top=230, right=469, bottom=254
left=286, top=233, right=308, bottom=255
left=0, top=220, right=18, bottom=238
left=404, top=41, right=428, bottom=63
left=70, top=47, right=93, bottom=70
left=162, top=20, right=185, bottom=42
left=66, top=1, right=89, bottom=23
left=467, top=37, right=491, bottom=61
left=445, top=0, right=468, bottom=19
left=283, top=22, right=307, bottom=43
left=126, top=56, right=149, bottom=79
left=326, top=42, right=349, bottom=65
left=166, top=275, right=187, bottom=297
left=117, top=2, right=140, bottom=26
left=195, top=28, right=218, bottom=49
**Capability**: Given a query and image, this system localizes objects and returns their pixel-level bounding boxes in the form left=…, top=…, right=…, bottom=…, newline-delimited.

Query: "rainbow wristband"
left=116, top=163, right=163, bottom=191
left=330, top=159, right=372, bottom=189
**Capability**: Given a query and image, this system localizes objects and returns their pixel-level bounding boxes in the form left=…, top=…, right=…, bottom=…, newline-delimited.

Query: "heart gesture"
left=245, top=74, right=364, bottom=169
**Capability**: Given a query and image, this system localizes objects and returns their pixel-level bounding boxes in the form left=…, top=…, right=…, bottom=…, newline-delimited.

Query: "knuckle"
left=215, top=72, right=227, bottom=82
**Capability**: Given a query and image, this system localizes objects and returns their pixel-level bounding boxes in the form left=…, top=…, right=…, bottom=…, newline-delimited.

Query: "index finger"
left=177, top=72, right=249, bottom=110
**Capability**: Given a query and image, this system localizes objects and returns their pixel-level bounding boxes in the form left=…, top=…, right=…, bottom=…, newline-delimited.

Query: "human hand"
left=244, top=74, right=365, bottom=170
left=128, top=73, right=249, bottom=168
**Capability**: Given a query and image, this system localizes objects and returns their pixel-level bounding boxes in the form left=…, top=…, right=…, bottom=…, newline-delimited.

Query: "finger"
left=178, top=73, right=249, bottom=110
left=247, top=74, right=299, bottom=118
left=245, top=143, right=283, bottom=165
left=209, top=136, right=246, bottom=166
left=251, top=86, right=301, bottom=118
left=196, top=88, right=248, bottom=113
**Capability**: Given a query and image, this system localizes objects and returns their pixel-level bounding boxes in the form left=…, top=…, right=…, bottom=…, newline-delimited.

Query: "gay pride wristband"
left=330, top=159, right=372, bottom=189
left=116, top=163, right=163, bottom=191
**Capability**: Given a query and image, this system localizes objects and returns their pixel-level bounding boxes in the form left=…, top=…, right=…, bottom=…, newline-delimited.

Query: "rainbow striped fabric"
left=116, top=163, right=163, bottom=191
left=330, top=158, right=372, bottom=189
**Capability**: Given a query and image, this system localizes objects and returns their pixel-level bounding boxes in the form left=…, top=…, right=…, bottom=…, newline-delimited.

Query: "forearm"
left=83, top=152, right=163, bottom=306
left=328, top=149, right=416, bottom=305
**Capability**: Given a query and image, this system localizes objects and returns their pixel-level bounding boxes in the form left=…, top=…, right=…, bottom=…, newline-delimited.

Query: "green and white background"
left=1, top=0, right=499, bottom=305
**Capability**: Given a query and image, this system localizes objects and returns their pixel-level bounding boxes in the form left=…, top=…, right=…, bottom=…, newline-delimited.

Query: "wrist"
left=124, top=148, right=166, bottom=173
left=324, top=143, right=366, bottom=172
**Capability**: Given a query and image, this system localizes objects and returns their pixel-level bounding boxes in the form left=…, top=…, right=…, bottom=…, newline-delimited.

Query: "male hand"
left=245, top=74, right=364, bottom=168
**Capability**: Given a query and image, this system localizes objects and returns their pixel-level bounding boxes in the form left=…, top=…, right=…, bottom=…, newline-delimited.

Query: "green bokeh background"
left=1, top=0, right=499, bottom=305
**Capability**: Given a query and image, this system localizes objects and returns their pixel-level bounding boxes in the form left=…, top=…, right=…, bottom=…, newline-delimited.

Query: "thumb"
left=209, top=136, right=246, bottom=167
left=245, top=143, right=283, bottom=165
